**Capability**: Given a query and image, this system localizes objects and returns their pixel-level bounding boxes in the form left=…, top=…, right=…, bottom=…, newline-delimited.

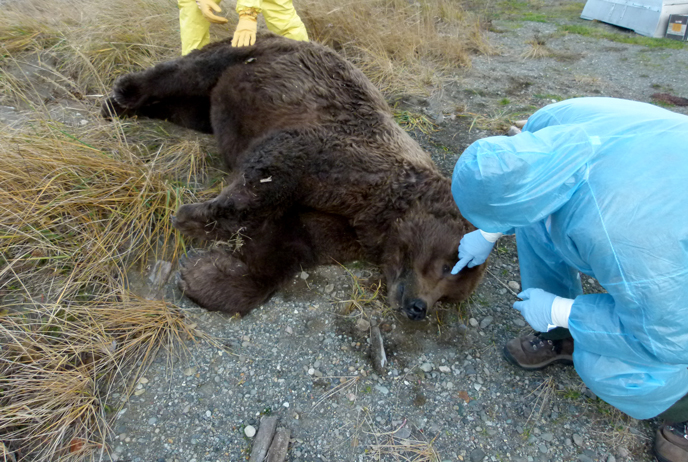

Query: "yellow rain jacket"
left=178, top=0, right=308, bottom=55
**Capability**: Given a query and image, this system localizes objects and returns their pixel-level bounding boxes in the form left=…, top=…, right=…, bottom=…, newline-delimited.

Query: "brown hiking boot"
left=655, top=422, right=688, bottom=462
left=503, top=332, right=574, bottom=370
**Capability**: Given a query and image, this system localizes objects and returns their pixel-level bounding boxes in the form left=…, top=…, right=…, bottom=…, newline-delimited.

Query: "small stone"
left=299, top=271, right=309, bottom=280
left=134, top=389, right=145, bottom=396
left=607, top=456, right=616, bottom=462
left=538, top=444, right=548, bottom=454
left=283, top=402, right=289, bottom=408
left=473, top=383, right=482, bottom=391
left=355, top=318, right=371, bottom=331
left=307, top=368, right=315, bottom=375
left=469, top=318, right=479, bottom=327
left=375, top=385, right=389, bottom=395
left=618, top=447, right=630, bottom=458
left=507, top=126, right=521, bottom=136
left=395, top=426, right=412, bottom=439
left=80, top=119, right=88, bottom=125
left=183, top=367, right=197, bottom=376
left=541, top=432, right=554, bottom=442
left=479, top=316, right=493, bottom=329
left=205, top=410, right=211, bottom=418
left=244, top=425, right=256, bottom=438
left=324, top=284, right=335, bottom=294
left=347, top=393, right=356, bottom=401
left=573, top=433, right=584, bottom=447
left=577, top=456, right=594, bottom=462
left=285, top=326, right=293, bottom=334
left=514, top=318, right=526, bottom=327
left=508, top=281, right=520, bottom=291
left=470, top=448, right=486, bottom=462
left=420, top=363, right=433, bottom=372
left=439, top=366, right=451, bottom=373
left=147, top=417, right=157, bottom=425
left=139, top=377, right=149, bottom=384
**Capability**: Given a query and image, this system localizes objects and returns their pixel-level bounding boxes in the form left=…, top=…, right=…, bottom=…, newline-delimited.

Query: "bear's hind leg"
left=177, top=250, right=277, bottom=317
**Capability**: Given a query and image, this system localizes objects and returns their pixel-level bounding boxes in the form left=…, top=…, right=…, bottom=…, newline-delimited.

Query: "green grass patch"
left=559, top=24, right=686, bottom=49
left=491, top=1, right=586, bottom=22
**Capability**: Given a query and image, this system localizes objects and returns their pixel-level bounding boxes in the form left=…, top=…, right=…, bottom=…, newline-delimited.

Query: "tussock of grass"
left=0, top=299, right=196, bottom=460
left=0, top=121, right=210, bottom=300
left=0, top=0, right=181, bottom=96
left=300, top=0, right=493, bottom=95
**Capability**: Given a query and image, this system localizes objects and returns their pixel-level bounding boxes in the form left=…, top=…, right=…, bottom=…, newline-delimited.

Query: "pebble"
left=508, top=281, right=520, bottom=291
left=439, top=366, right=451, bottom=373
left=469, top=318, right=479, bottom=327
left=541, top=432, right=554, bottom=442
left=134, top=389, right=145, bottom=396
left=324, top=283, right=335, bottom=293
left=183, top=367, right=196, bottom=376
left=607, top=456, right=616, bottom=462
left=538, top=444, right=548, bottom=454
left=470, top=448, right=486, bottom=462
left=395, top=426, right=412, bottom=439
left=578, top=456, right=594, bottom=462
left=420, top=363, right=433, bottom=372
left=573, top=433, right=584, bottom=446
left=479, top=316, right=493, bottom=329
left=355, top=318, right=371, bottom=331
left=299, top=271, right=309, bottom=280
left=147, top=417, right=157, bottom=425
left=513, top=318, right=526, bottom=327
left=375, top=385, right=389, bottom=395
left=244, top=425, right=256, bottom=438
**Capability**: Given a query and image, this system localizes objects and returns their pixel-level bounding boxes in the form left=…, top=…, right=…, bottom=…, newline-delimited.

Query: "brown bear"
left=102, top=34, right=485, bottom=320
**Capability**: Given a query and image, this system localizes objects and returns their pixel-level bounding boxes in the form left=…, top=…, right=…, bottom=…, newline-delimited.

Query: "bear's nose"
left=405, top=299, right=427, bottom=321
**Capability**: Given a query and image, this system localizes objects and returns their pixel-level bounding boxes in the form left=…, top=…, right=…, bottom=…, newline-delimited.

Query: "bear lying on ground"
left=102, top=34, right=485, bottom=321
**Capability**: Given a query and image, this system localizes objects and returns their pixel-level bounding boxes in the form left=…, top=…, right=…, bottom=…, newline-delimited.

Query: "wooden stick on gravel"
left=266, top=427, right=291, bottom=462
left=248, top=416, right=279, bottom=462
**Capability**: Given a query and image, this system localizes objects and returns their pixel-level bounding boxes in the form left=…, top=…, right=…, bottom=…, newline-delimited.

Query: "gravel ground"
left=6, top=2, right=687, bottom=461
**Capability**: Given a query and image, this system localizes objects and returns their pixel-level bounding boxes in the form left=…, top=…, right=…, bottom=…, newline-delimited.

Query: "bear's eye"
left=442, top=264, right=452, bottom=275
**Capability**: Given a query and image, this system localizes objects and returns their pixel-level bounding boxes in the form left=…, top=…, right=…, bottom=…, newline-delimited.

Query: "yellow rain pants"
left=178, top=0, right=308, bottom=56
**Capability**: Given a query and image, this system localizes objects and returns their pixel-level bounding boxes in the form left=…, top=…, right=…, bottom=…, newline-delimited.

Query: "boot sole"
left=502, top=344, right=573, bottom=371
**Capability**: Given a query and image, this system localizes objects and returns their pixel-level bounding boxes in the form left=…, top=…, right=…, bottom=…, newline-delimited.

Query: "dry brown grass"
left=0, top=299, right=197, bottom=461
left=300, top=0, right=493, bottom=96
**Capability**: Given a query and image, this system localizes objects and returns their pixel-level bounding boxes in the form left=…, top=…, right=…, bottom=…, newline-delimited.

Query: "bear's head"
left=382, top=211, right=485, bottom=321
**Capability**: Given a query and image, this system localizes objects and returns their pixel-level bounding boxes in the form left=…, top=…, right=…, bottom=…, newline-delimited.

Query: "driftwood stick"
left=266, top=427, right=291, bottom=462
left=248, top=416, right=279, bottom=462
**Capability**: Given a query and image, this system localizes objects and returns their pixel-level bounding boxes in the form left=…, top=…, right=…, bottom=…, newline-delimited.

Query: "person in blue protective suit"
left=450, top=97, right=688, bottom=462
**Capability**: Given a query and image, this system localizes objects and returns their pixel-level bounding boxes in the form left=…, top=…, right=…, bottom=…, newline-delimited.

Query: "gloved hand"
left=451, top=230, right=496, bottom=274
left=513, top=288, right=556, bottom=332
left=196, top=0, right=228, bottom=24
left=232, top=13, right=258, bottom=47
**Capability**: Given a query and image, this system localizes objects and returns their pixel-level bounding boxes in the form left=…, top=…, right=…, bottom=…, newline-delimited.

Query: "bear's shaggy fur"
left=102, top=34, right=485, bottom=320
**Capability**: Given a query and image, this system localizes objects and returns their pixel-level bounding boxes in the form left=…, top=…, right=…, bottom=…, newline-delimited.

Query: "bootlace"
left=668, top=421, right=688, bottom=439
left=529, top=336, right=555, bottom=352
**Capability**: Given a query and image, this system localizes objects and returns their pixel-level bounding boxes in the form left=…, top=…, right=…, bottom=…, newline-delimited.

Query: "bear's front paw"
left=112, top=74, right=147, bottom=109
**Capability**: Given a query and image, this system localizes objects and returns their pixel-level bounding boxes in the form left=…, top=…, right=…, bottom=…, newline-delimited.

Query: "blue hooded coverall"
left=451, top=97, right=688, bottom=420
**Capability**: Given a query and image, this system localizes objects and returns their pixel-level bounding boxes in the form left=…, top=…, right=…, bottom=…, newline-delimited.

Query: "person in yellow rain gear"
left=178, top=0, right=309, bottom=55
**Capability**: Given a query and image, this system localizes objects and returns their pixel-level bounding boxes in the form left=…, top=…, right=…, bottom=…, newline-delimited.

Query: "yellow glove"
left=196, top=0, right=228, bottom=24
left=232, top=13, right=258, bottom=47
